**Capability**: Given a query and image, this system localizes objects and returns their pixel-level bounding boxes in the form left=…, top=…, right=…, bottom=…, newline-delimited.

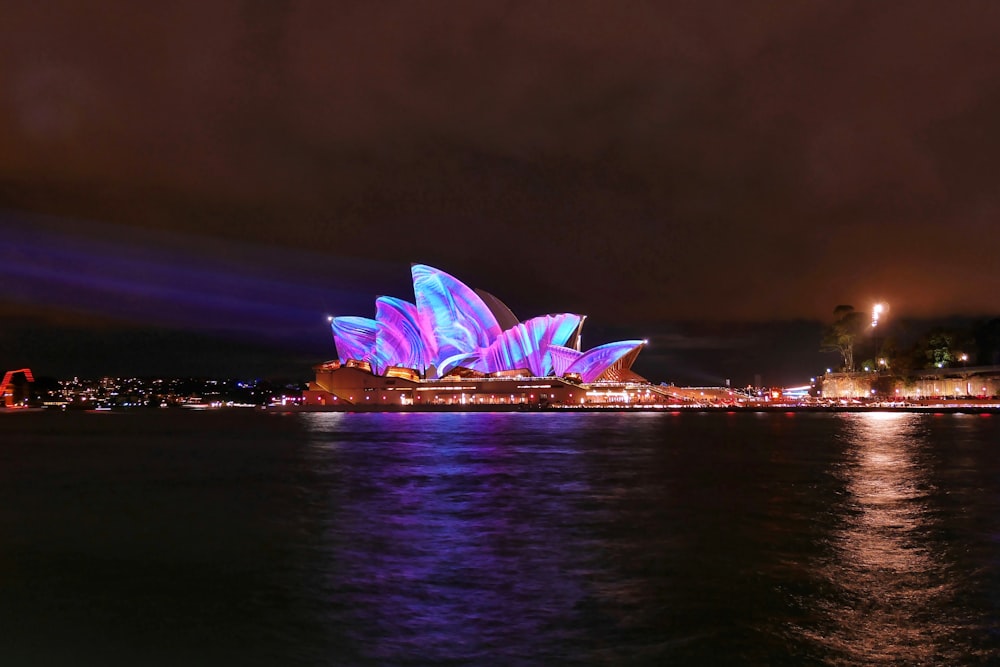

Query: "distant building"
left=304, top=264, right=662, bottom=408
left=821, top=366, right=1000, bottom=401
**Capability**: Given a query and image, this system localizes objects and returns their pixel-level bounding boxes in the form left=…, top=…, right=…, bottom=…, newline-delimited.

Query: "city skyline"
left=3, top=2, right=1000, bottom=383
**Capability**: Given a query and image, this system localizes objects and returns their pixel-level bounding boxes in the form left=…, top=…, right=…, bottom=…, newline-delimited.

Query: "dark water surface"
left=1, top=410, right=999, bottom=665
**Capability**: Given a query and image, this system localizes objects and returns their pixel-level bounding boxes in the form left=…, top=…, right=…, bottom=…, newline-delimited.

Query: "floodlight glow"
left=871, top=302, right=886, bottom=327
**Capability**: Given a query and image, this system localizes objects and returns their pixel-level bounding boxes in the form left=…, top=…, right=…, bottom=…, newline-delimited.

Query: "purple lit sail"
left=373, top=297, right=430, bottom=376
left=538, top=314, right=585, bottom=374
left=439, top=313, right=582, bottom=377
left=475, top=314, right=582, bottom=377
left=331, top=316, right=377, bottom=366
left=412, top=264, right=502, bottom=372
left=564, top=340, right=645, bottom=383
left=548, top=345, right=583, bottom=377
left=329, top=265, right=644, bottom=382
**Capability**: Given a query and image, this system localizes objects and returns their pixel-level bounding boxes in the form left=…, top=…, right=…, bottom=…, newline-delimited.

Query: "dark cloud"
left=2, top=1, right=999, bottom=379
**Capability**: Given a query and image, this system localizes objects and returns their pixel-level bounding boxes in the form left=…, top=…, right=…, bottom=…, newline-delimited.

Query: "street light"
left=871, top=302, right=887, bottom=371
left=871, top=302, right=884, bottom=328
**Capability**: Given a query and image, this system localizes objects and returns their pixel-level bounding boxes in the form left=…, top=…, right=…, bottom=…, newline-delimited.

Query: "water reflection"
left=292, top=412, right=998, bottom=664
left=807, top=413, right=961, bottom=664
left=299, top=413, right=602, bottom=664
left=6, top=410, right=1000, bottom=664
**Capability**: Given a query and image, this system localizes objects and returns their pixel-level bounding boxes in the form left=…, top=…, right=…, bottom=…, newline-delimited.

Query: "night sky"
left=3, top=2, right=999, bottom=385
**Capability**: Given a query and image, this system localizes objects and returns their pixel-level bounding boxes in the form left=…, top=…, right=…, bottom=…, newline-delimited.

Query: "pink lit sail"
left=475, top=314, right=581, bottom=376
left=538, top=314, right=585, bottom=374
left=374, top=297, right=429, bottom=376
left=548, top=345, right=584, bottom=377
left=564, top=340, right=645, bottom=383
left=411, top=264, right=501, bottom=371
left=436, top=350, right=483, bottom=377
left=331, top=316, right=377, bottom=366
left=439, top=313, right=582, bottom=376
left=328, top=265, right=644, bottom=382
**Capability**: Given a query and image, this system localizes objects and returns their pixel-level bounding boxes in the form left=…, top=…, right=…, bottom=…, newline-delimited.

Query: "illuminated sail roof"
left=330, top=316, right=377, bottom=368
left=437, top=313, right=583, bottom=377
left=564, top=340, right=646, bottom=383
left=331, top=264, right=644, bottom=380
left=373, top=297, right=429, bottom=377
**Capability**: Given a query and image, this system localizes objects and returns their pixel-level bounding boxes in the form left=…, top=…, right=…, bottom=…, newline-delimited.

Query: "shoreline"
left=263, top=403, right=1000, bottom=415
left=5, top=404, right=999, bottom=415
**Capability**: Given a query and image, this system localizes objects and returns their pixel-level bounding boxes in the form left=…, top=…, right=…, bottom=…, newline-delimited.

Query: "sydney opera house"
left=304, top=264, right=672, bottom=408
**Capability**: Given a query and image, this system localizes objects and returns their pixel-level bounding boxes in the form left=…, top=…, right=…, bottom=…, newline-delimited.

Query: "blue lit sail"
left=464, top=314, right=582, bottom=377
left=331, top=316, right=377, bottom=366
left=411, top=264, right=502, bottom=371
left=330, top=265, right=643, bottom=381
left=374, top=297, right=430, bottom=376
left=564, top=340, right=645, bottom=383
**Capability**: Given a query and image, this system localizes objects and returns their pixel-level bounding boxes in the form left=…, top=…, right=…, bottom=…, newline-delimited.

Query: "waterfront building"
left=821, top=366, right=1000, bottom=401
left=304, top=265, right=666, bottom=408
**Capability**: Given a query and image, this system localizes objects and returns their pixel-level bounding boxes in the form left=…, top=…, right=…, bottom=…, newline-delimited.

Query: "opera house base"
left=312, top=263, right=656, bottom=410
left=303, top=361, right=675, bottom=410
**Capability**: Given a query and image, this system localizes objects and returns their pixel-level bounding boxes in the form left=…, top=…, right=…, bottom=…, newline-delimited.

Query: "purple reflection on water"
left=302, top=413, right=609, bottom=663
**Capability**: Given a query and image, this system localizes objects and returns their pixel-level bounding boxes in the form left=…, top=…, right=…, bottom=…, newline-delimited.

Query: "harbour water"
left=1, top=410, right=999, bottom=665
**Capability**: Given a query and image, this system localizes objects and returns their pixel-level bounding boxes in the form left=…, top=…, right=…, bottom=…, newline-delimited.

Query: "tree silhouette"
left=821, top=305, right=865, bottom=371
